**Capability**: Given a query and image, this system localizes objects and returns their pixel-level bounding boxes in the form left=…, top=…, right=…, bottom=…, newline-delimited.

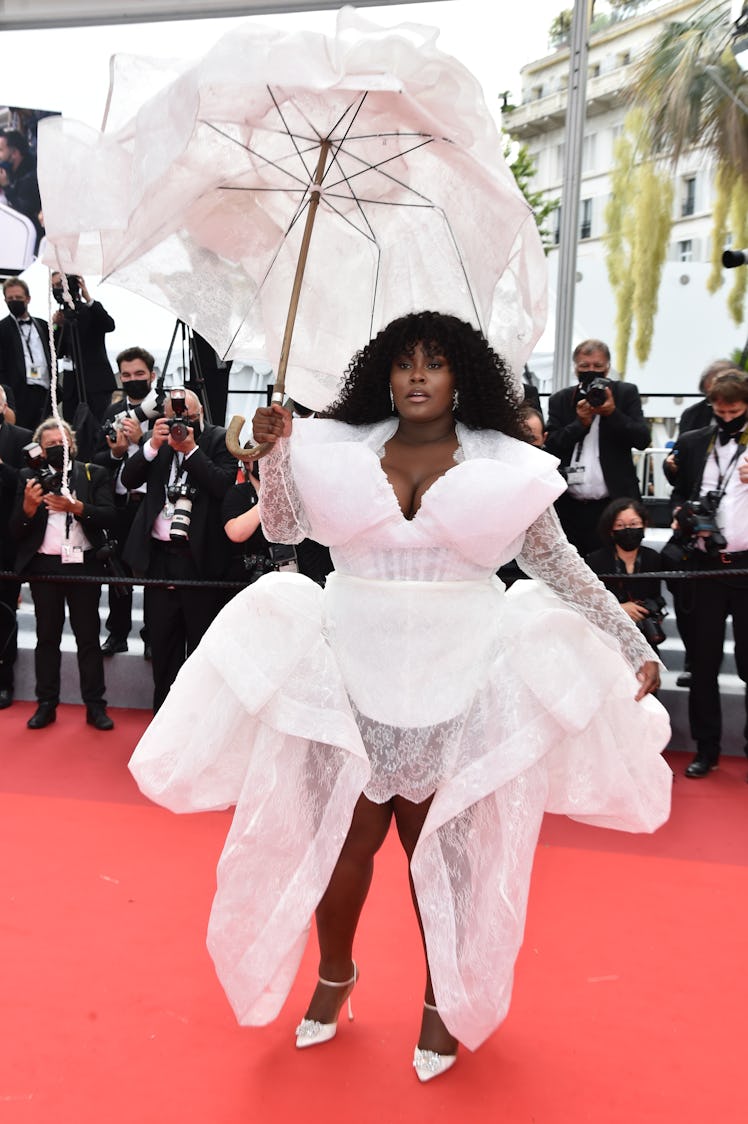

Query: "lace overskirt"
left=129, top=570, right=671, bottom=1050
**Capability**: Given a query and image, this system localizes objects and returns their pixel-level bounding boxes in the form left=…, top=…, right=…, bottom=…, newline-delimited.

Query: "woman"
left=586, top=499, right=666, bottom=651
left=221, top=460, right=274, bottom=590
left=129, top=312, right=671, bottom=1082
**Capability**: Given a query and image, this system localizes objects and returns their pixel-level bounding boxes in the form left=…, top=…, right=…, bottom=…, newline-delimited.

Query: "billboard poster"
left=0, top=104, right=59, bottom=276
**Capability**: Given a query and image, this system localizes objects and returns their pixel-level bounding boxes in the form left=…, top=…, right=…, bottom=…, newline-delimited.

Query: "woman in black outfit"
left=586, top=498, right=666, bottom=651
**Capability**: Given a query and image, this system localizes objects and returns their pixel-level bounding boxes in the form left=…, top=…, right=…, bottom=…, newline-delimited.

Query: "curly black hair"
left=323, top=311, right=527, bottom=438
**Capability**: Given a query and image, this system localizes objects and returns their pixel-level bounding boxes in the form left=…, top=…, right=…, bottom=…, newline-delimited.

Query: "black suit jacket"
left=0, top=419, right=33, bottom=568
left=9, top=460, right=116, bottom=574
left=55, top=301, right=116, bottom=396
left=678, top=398, right=714, bottom=437
left=668, top=425, right=717, bottom=508
left=545, top=380, right=651, bottom=499
left=121, top=423, right=235, bottom=578
left=0, top=314, right=52, bottom=426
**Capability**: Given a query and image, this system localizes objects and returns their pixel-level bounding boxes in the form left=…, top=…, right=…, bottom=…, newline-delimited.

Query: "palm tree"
left=632, top=1, right=748, bottom=177
left=625, top=1, right=748, bottom=325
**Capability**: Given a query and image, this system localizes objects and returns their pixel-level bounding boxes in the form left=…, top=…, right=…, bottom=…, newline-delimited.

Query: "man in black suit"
left=0, top=385, right=32, bottom=708
left=121, top=387, right=235, bottom=712
left=545, top=338, right=651, bottom=555
left=666, top=371, right=748, bottom=778
left=676, top=359, right=734, bottom=438
left=0, top=129, right=43, bottom=250
left=93, top=346, right=163, bottom=657
left=51, top=273, right=117, bottom=423
left=0, top=277, right=51, bottom=431
left=10, top=417, right=116, bottom=730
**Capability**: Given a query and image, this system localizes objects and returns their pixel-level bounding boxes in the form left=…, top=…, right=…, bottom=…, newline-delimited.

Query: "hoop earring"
left=452, top=388, right=459, bottom=411
left=389, top=385, right=395, bottom=412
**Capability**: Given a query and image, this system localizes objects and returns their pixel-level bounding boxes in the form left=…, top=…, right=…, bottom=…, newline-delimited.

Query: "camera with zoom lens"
left=267, top=542, right=299, bottom=573
left=637, top=597, right=667, bottom=648
left=23, top=442, right=62, bottom=494
left=578, top=376, right=612, bottom=408
left=168, top=482, right=197, bottom=542
left=673, top=490, right=726, bottom=555
left=166, top=386, right=193, bottom=442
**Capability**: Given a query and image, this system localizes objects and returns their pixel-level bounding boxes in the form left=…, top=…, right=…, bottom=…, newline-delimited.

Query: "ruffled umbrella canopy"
left=38, top=6, right=547, bottom=413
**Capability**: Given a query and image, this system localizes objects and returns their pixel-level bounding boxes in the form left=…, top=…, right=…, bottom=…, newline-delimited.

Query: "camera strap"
left=707, top=428, right=748, bottom=495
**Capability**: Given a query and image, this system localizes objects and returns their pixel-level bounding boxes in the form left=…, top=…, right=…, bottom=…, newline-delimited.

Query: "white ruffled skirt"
left=129, top=571, right=671, bottom=1050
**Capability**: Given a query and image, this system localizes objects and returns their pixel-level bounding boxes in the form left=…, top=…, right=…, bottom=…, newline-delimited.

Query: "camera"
left=578, top=376, right=612, bottom=408
left=722, top=249, right=748, bottom=269
left=673, top=490, right=726, bottom=554
left=23, top=441, right=62, bottom=494
left=167, top=482, right=197, bottom=542
left=637, top=597, right=667, bottom=648
left=102, top=416, right=124, bottom=443
left=165, top=387, right=192, bottom=442
left=267, top=543, right=299, bottom=573
left=241, top=552, right=275, bottom=583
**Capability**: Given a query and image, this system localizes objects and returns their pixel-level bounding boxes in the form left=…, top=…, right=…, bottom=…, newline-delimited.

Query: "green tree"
left=604, top=109, right=674, bottom=370
left=504, top=140, right=559, bottom=252
left=549, top=9, right=573, bottom=48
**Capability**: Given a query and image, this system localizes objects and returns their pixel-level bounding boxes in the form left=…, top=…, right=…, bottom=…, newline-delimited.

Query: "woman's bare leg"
left=392, top=794, right=459, bottom=1056
left=303, top=792, right=392, bottom=1023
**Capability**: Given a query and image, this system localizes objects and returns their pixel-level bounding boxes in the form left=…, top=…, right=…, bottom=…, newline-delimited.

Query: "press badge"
left=565, top=465, right=586, bottom=485
left=28, top=365, right=42, bottom=381
left=61, top=543, right=84, bottom=564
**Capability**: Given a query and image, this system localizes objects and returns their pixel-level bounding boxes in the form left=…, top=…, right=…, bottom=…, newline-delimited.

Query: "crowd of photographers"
left=0, top=279, right=747, bottom=778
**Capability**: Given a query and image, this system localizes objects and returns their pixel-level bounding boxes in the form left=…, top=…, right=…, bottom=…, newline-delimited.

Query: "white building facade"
left=505, top=0, right=744, bottom=417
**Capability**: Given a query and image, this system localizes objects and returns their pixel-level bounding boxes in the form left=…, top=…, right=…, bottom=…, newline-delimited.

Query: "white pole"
left=552, top=0, right=592, bottom=392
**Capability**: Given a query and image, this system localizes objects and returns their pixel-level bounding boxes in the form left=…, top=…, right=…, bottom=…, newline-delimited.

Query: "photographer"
left=9, top=417, right=116, bottom=730
left=0, top=385, right=32, bottom=708
left=666, top=370, right=748, bottom=778
left=93, top=347, right=162, bottom=657
left=51, top=273, right=116, bottom=424
left=121, top=388, right=235, bottom=712
left=586, top=498, right=666, bottom=653
left=545, top=339, right=651, bottom=556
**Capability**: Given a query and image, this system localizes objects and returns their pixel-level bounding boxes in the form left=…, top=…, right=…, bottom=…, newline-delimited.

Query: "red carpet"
left=1, top=702, right=747, bottom=1123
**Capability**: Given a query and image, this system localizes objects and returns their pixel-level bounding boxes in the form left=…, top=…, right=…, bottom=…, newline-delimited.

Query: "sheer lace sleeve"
left=516, top=507, right=658, bottom=672
left=258, top=438, right=311, bottom=545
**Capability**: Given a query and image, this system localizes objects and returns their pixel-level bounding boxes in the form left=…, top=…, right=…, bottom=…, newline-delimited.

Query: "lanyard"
left=707, top=429, right=748, bottom=495
left=17, top=319, right=35, bottom=363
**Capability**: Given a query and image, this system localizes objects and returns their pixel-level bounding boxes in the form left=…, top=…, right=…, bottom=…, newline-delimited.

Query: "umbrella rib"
left=267, top=86, right=316, bottom=182
left=201, top=120, right=312, bottom=191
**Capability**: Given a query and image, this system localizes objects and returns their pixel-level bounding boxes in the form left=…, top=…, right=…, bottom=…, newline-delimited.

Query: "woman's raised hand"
left=252, top=403, right=293, bottom=444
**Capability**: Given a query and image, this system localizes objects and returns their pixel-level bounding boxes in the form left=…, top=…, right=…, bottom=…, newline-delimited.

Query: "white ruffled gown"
left=128, top=418, right=672, bottom=1051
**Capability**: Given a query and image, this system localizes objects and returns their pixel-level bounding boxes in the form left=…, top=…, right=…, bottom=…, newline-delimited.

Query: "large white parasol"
left=38, top=6, right=547, bottom=415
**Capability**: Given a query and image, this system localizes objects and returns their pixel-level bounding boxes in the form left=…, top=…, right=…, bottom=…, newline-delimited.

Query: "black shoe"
left=101, top=636, right=128, bottom=656
left=0, top=687, right=13, bottom=709
left=86, top=706, right=114, bottom=731
left=143, top=640, right=152, bottom=661
left=685, top=747, right=719, bottom=778
left=676, top=672, right=691, bottom=688
left=27, top=703, right=57, bottom=729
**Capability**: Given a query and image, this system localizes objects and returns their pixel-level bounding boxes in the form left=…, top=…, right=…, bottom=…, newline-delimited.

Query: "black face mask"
left=190, top=419, right=202, bottom=439
left=612, top=527, right=645, bottom=552
left=715, top=412, right=747, bottom=437
left=7, top=299, right=27, bottom=318
left=123, top=378, right=151, bottom=401
left=45, top=445, right=67, bottom=472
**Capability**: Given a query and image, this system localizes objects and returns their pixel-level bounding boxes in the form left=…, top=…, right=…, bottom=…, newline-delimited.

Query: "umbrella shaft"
left=274, top=139, right=331, bottom=401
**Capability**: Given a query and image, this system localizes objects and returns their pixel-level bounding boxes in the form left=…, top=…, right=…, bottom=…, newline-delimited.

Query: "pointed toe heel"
left=294, top=962, right=357, bottom=1049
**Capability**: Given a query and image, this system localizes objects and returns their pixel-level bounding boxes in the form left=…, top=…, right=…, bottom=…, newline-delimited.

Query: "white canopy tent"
left=0, top=0, right=434, bottom=31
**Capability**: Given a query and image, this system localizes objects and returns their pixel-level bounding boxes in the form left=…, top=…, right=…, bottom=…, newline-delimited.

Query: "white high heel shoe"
left=413, top=1002, right=458, bottom=1083
left=295, top=962, right=358, bottom=1049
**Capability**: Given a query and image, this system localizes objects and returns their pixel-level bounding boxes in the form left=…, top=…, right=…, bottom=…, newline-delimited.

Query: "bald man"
left=121, top=387, right=235, bottom=711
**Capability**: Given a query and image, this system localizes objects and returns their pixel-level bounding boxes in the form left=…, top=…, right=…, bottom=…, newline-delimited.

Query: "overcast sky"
left=0, top=1, right=565, bottom=128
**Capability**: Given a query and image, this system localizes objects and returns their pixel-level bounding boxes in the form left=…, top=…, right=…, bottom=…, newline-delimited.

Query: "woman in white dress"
left=129, top=311, right=671, bottom=1082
